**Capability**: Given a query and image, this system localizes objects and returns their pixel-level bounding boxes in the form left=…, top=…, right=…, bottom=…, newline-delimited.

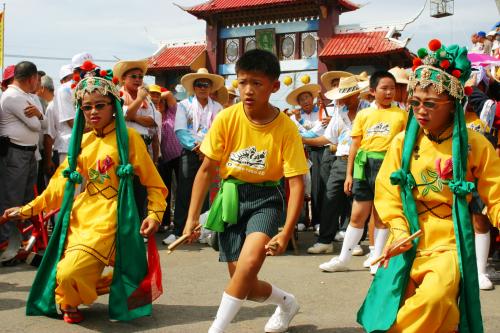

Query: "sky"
left=3, top=0, right=499, bottom=84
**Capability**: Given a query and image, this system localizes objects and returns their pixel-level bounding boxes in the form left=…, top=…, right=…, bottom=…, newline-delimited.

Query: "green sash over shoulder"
left=353, top=149, right=386, bottom=180
left=205, top=178, right=280, bottom=232
left=26, top=82, right=151, bottom=321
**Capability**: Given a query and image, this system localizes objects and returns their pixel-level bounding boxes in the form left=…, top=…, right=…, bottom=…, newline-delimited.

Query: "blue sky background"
left=3, top=0, right=499, bottom=84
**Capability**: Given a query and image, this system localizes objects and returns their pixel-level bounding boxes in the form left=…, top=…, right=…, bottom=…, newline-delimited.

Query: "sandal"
left=60, top=306, right=84, bottom=324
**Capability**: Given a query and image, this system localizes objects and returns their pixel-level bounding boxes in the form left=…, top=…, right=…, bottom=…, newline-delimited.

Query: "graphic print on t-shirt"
left=366, top=122, right=390, bottom=137
left=227, top=146, right=267, bottom=174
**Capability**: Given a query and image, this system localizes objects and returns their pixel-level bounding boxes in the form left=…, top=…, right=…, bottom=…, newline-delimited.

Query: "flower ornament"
left=435, top=158, right=453, bottom=180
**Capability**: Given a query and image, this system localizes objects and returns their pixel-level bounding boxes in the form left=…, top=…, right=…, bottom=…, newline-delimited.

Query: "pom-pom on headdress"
left=409, top=39, right=472, bottom=100
left=72, top=62, right=121, bottom=103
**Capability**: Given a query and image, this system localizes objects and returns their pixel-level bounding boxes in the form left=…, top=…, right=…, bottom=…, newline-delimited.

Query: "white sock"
left=368, top=245, right=375, bottom=257
left=475, top=232, right=490, bottom=275
left=338, top=225, right=364, bottom=263
left=209, top=292, right=244, bottom=333
left=373, top=228, right=379, bottom=245
left=264, top=284, right=293, bottom=311
left=373, top=227, right=389, bottom=260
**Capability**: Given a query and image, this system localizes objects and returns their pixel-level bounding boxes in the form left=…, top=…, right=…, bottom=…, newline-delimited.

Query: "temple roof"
left=320, top=29, right=410, bottom=59
left=147, top=44, right=206, bottom=72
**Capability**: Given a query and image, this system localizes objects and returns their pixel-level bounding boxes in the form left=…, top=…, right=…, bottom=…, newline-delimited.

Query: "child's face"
left=409, top=85, right=454, bottom=134
left=372, top=77, right=396, bottom=107
left=81, top=92, right=114, bottom=131
left=237, top=70, right=280, bottom=112
left=297, top=92, right=314, bottom=113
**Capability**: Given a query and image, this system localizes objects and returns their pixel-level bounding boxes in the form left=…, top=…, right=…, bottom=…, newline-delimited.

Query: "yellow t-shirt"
left=351, top=105, right=408, bottom=152
left=200, top=102, right=309, bottom=182
left=465, top=111, right=489, bottom=135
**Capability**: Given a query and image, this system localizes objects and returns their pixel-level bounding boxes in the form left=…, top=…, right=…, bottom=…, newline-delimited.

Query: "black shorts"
left=218, top=183, right=285, bottom=262
left=352, top=158, right=384, bottom=202
left=470, top=189, right=486, bottom=215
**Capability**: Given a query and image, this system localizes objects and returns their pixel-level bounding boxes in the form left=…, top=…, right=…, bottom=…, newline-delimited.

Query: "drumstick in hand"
left=371, top=230, right=423, bottom=266
left=167, top=224, right=202, bottom=254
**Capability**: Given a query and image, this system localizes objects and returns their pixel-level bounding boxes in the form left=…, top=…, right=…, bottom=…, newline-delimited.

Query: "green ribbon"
left=205, top=178, right=280, bottom=232
left=26, top=96, right=151, bottom=321
left=357, top=102, right=483, bottom=333
left=353, top=149, right=386, bottom=180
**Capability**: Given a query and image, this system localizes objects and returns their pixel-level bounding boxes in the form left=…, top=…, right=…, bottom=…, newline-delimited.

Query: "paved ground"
left=1, top=231, right=499, bottom=333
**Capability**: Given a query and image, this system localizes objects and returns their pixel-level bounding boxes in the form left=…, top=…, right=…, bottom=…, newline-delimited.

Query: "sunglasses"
left=194, top=81, right=211, bottom=89
left=408, top=99, right=452, bottom=110
left=127, top=74, right=144, bottom=80
left=81, top=102, right=112, bottom=112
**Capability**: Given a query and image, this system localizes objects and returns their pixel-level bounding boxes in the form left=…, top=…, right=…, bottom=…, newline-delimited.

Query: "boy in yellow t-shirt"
left=319, top=71, right=407, bottom=275
left=183, top=49, right=308, bottom=333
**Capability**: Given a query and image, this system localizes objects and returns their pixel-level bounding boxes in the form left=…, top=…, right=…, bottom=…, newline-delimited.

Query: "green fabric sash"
left=353, top=149, right=386, bottom=180
left=205, top=178, right=280, bottom=232
left=26, top=98, right=151, bottom=321
left=357, top=104, right=483, bottom=333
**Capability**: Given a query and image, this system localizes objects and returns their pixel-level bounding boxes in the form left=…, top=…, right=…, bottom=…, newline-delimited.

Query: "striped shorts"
left=218, top=183, right=286, bottom=262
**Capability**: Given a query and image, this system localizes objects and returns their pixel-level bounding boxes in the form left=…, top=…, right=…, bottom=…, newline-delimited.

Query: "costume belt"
left=353, top=149, right=386, bottom=180
left=205, top=178, right=280, bottom=232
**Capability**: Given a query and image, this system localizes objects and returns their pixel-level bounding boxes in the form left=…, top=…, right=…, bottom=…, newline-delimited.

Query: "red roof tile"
left=186, top=0, right=359, bottom=15
left=320, top=31, right=405, bottom=59
left=148, top=44, right=206, bottom=70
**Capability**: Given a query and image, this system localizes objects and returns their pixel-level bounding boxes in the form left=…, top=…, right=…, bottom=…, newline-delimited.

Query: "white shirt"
left=123, top=99, right=156, bottom=136
left=175, top=96, right=223, bottom=143
left=0, top=85, right=44, bottom=146
left=55, top=81, right=75, bottom=153
left=323, top=102, right=365, bottom=157
left=45, top=100, right=62, bottom=152
left=290, top=106, right=325, bottom=137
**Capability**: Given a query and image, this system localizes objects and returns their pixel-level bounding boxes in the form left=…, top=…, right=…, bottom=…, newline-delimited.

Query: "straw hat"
left=325, top=76, right=368, bottom=101
left=320, top=71, right=353, bottom=90
left=113, top=59, right=148, bottom=81
left=212, top=86, right=229, bottom=105
left=286, top=83, right=321, bottom=106
left=388, top=66, right=410, bottom=85
left=181, top=68, right=225, bottom=95
left=227, top=86, right=238, bottom=97
left=356, top=71, right=369, bottom=82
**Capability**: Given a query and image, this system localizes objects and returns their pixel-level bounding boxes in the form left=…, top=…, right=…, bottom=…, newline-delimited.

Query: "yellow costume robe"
left=375, top=127, right=500, bottom=333
left=19, top=124, right=167, bottom=306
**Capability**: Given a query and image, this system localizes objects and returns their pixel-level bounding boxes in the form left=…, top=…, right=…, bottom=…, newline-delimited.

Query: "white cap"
left=59, top=64, right=73, bottom=81
left=487, top=30, right=497, bottom=37
left=71, top=52, right=94, bottom=70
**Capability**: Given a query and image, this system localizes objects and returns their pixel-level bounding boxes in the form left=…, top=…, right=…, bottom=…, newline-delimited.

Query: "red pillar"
left=206, top=20, right=219, bottom=74
left=318, top=4, right=339, bottom=91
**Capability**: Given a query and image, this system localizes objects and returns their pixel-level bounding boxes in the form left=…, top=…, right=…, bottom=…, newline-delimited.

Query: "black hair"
left=37, top=70, right=46, bottom=77
left=235, top=49, right=281, bottom=80
left=14, top=61, right=38, bottom=81
left=369, top=70, right=396, bottom=90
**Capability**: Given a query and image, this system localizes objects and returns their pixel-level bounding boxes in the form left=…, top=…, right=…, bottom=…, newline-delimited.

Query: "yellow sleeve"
left=19, top=159, right=72, bottom=218
left=129, top=129, right=168, bottom=223
left=351, top=109, right=365, bottom=137
left=374, top=132, right=410, bottom=240
left=283, top=119, right=309, bottom=178
left=200, top=110, right=225, bottom=162
left=470, top=132, right=500, bottom=228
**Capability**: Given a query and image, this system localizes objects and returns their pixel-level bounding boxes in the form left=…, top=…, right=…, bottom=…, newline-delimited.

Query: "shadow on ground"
left=291, top=325, right=364, bottom=332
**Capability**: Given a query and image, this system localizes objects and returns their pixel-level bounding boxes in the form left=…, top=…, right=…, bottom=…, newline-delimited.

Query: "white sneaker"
left=297, top=223, right=306, bottom=231
left=264, top=295, right=300, bottom=333
left=162, top=234, right=178, bottom=245
left=319, top=256, right=349, bottom=272
left=370, top=263, right=379, bottom=275
left=352, top=244, right=364, bottom=256
left=334, top=231, right=345, bottom=242
left=307, top=242, right=333, bottom=254
left=314, top=224, right=320, bottom=236
left=478, top=273, right=494, bottom=290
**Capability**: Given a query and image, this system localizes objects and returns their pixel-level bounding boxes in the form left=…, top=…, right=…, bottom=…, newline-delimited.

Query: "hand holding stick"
left=371, top=230, right=423, bottom=266
left=167, top=224, right=202, bottom=254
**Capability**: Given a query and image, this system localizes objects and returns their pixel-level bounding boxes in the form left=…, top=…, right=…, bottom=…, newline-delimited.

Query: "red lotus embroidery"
left=97, top=155, right=115, bottom=174
left=435, top=157, right=453, bottom=180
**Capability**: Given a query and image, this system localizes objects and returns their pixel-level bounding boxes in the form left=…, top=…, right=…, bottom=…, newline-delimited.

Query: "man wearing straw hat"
left=320, top=71, right=353, bottom=116
left=388, top=66, right=410, bottom=110
left=286, top=83, right=325, bottom=232
left=164, top=68, right=224, bottom=245
left=303, top=76, right=368, bottom=255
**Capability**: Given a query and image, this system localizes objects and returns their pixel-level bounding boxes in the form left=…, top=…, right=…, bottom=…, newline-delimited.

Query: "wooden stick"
left=370, top=229, right=423, bottom=266
left=167, top=224, right=202, bottom=254
left=8, top=209, right=20, bottom=218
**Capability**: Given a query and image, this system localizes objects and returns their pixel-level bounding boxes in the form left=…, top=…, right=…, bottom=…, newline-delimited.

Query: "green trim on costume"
left=205, top=178, right=281, bottom=232
left=353, top=149, right=386, bottom=180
